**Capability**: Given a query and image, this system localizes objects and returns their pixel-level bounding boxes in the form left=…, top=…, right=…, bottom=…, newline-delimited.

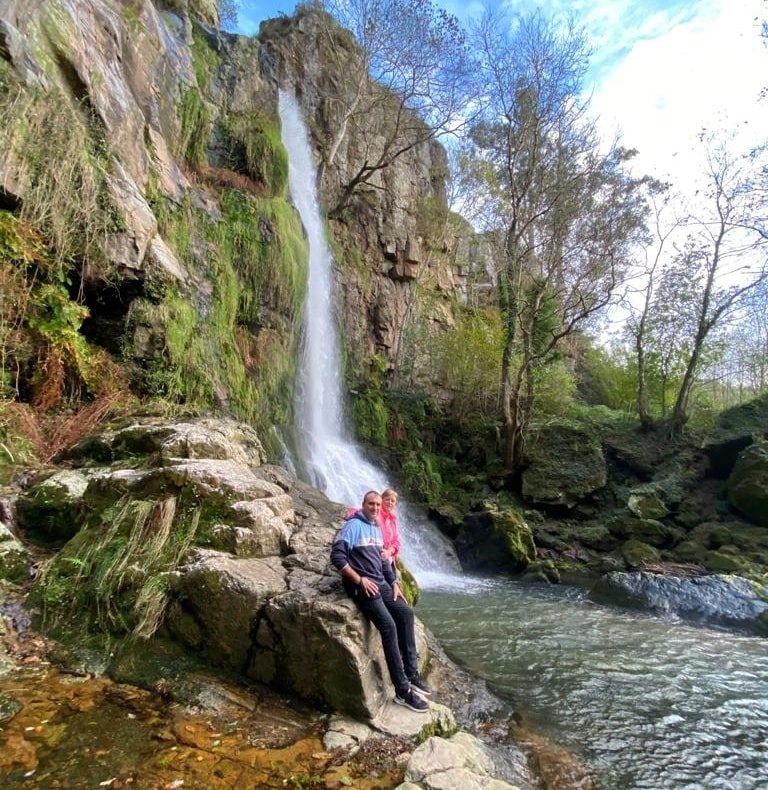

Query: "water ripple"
left=418, top=581, right=768, bottom=789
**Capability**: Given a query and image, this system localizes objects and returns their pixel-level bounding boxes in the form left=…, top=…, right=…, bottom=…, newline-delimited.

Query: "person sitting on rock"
left=379, top=488, right=402, bottom=569
left=330, top=490, right=432, bottom=713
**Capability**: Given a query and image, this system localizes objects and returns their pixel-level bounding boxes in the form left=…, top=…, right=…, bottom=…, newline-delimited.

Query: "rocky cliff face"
left=259, top=8, right=469, bottom=384
left=0, top=0, right=469, bottom=443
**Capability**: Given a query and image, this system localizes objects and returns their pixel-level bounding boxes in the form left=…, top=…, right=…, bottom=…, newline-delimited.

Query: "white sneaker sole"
left=394, top=696, right=429, bottom=713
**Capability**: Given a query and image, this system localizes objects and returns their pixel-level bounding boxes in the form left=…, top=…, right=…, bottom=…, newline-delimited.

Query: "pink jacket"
left=379, top=508, right=401, bottom=560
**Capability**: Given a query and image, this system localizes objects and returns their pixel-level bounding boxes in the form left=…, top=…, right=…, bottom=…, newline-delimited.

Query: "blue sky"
left=235, top=0, right=768, bottom=187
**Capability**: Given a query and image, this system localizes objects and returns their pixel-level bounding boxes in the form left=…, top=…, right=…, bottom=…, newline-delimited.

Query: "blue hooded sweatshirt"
left=330, top=511, right=396, bottom=586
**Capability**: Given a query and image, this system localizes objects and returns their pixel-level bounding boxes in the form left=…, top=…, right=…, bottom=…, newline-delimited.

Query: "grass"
left=36, top=494, right=200, bottom=638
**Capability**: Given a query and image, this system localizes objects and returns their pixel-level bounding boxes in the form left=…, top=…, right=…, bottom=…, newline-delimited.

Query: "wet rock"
left=593, top=571, right=768, bottom=635
left=454, top=506, right=535, bottom=573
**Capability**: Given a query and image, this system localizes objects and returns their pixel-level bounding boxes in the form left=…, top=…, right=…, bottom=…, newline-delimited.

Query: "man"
left=330, top=490, right=432, bottom=713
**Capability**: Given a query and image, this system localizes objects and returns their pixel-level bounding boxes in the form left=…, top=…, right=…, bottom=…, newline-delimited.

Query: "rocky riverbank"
left=1, top=415, right=538, bottom=789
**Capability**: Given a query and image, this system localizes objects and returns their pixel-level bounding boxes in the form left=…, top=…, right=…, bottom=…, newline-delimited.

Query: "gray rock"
left=168, top=549, right=288, bottom=671
left=596, top=571, right=768, bottom=634
left=402, top=732, right=521, bottom=790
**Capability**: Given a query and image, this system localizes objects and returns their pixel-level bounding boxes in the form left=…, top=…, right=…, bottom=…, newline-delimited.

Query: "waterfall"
left=278, top=90, right=459, bottom=583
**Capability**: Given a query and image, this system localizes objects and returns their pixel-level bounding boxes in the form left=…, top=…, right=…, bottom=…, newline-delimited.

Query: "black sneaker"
left=409, top=675, right=432, bottom=697
left=394, top=687, right=429, bottom=713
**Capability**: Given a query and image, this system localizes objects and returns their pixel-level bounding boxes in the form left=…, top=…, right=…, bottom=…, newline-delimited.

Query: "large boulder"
left=704, top=394, right=768, bottom=478
left=453, top=506, right=535, bottom=573
left=593, top=571, right=768, bottom=635
left=21, top=417, right=430, bottom=720
left=727, top=441, right=768, bottom=527
left=522, top=423, right=606, bottom=508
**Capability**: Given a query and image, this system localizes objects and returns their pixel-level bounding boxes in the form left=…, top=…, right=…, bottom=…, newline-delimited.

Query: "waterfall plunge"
left=278, top=90, right=460, bottom=583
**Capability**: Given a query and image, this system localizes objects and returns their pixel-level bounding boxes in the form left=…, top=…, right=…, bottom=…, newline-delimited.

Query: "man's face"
left=362, top=494, right=382, bottom=522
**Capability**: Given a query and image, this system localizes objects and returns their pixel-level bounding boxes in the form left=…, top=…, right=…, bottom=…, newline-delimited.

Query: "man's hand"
left=392, top=581, right=404, bottom=601
left=359, top=576, right=379, bottom=597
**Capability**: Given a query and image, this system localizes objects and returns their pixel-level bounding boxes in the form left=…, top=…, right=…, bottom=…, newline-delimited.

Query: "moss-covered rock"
left=454, top=505, right=535, bottom=573
left=620, top=539, right=660, bottom=569
left=727, top=441, right=768, bottom=527
left=521, top=559, right=560, bottom=584
left=0, top=523, right=29, bottom=583
left=522, top=422, right=606, bottom=508
left=399, top=560, right=421, bottom=606
left=627, top=487, right=668, bottom=520
left=16, top=470, right=90, bottom=545
left=705, top=394, right=768, bottom=477
left=705, top=549, right=749, bottom=574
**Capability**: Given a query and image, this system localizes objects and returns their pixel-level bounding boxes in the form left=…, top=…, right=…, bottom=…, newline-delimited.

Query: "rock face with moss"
left=521, top=422, right=607, bottom=508
left=20, top=417, right=429, bottom=720
left=727, top=441, right=768, bottom=527
left=0, top=0, right=469, bottom=457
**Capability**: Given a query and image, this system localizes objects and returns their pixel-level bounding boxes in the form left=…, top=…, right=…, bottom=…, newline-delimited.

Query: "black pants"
left=346, top=579, right=418, bottom=696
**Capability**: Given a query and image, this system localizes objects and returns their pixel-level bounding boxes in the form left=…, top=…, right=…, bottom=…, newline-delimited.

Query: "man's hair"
left=362, top=490, right=381, bottom=504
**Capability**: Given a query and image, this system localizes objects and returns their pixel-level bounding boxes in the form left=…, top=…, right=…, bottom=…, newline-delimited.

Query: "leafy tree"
left=621, top=182, right=682, bottom=427
left=457, top=6, right=647, bottom=472
left=315, top=0, right=477, bottom=215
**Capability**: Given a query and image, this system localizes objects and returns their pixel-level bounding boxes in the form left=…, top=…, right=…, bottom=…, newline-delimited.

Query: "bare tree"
left=316, top=0, right=477, bottom=215
left=669, top=136, right=768, bottom=434
left=458, top=6, right=647, bottom=472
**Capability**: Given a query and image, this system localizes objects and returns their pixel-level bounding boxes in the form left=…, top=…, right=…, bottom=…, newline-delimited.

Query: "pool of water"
left=417, top=577, right=768, bottom=789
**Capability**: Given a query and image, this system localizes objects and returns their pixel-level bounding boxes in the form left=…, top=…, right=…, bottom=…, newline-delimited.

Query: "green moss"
left=491, top=507, right=536, bottom=567
left=398, top=561, right=420, bottom=606
left=223, top=113, right=289, bottom=197
left=179, top=86, right=213, bottom=168
left=32, top=493, right=202, bottom=638
left=401, top=451, right=443, bottom=507
left=350, top=391, right=389, bottom=445
left=129, top=186, right=307, bottom=453
left=620, top=539, right=660, bottom=569
left=0, top=64, right=118, bottom=271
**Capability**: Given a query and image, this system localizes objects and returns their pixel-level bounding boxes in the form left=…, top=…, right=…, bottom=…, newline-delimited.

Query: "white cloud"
left=590, top=0, right=767, bottom=188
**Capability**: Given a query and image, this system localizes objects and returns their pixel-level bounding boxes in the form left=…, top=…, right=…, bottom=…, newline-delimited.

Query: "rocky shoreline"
left=1, top=416, right=539, bottom=789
